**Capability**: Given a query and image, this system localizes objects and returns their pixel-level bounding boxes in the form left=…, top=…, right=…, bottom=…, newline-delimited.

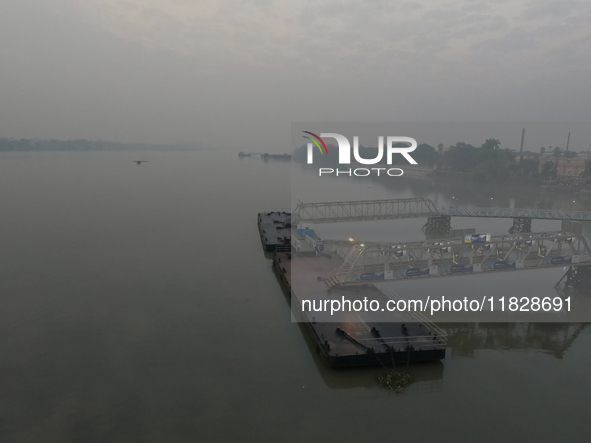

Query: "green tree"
left=481, top=138, right=501, bottom=150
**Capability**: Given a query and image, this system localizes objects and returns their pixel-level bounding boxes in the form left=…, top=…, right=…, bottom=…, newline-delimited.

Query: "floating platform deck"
left=257, top=211, right=291, bottom=252
left=273, top=252, right=445, bottom=368
left=272, top=252, right=445, bottom=367
left=261, top=207, right=447, bottom=368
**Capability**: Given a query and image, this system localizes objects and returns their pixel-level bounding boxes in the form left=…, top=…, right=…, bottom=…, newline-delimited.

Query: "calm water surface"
left=0, top=151, right=590, bottom=442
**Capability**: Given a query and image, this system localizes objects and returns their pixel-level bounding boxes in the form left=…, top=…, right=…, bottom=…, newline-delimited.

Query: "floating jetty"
left=259, top=198, right=591, bottom=366
left=319, top=231, right=591, bottom=285
left=239, top=151, right=291, bottom=161
left=259, top=211, right=446, bottom=368
left=291, top=199, right=591, bottom=285
left=257, top=211, right=292, bottom=252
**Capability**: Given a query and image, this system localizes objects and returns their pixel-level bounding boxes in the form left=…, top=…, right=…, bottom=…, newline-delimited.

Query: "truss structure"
left=509, top=217, right=532, bottom=234
left=292, top=199, right=591, bottom=223
left=322, top=231, right=591, bottom=285
left=292, top=198, right=439, bottom=223
left=441, top=206, right=591, bottom=221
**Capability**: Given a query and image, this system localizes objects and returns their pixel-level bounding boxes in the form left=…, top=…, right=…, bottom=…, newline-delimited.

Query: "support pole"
left=508, top=217, right=532, bottom=234
left=563, top=266, right=591, bottom=290
left=422, top=215, right=452, bottom=236
left=519, top=128, right=525, bottom=163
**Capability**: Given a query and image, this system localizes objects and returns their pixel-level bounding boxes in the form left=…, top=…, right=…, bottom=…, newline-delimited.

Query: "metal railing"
left=292, top=198, right=439, bottom=223
left=440, top=206, right=591, bottom=221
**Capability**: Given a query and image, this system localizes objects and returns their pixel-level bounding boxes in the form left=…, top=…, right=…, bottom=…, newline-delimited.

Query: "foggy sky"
left=0, top=0, right=590, bottom=151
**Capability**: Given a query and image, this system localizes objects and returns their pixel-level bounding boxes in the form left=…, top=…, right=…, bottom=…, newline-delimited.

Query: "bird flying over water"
left=134, top=161, right=149, bottom=165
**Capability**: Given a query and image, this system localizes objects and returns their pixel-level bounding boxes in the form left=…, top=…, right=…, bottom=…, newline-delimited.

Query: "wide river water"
left=1, top=150, right=590, bottom=442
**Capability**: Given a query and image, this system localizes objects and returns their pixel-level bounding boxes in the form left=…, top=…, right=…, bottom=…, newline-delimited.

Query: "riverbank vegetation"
left=294, top=138, right=591, bottom=183
left=378, top=371, right=415, bottom=392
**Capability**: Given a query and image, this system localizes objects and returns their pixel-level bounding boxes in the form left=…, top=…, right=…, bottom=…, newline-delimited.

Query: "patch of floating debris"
left=378, top=371, right=415, bottom=393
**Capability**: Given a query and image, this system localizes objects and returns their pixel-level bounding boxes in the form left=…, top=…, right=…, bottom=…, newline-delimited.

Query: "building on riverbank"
left=539, top=155, right=586, bottom=177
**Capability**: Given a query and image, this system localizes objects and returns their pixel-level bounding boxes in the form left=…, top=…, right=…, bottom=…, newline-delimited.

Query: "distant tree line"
left=0, top=137, right=197, bottom=152
left=294, top=137, right=588, bottom=182
left=436, top=139, right=513, bottom=176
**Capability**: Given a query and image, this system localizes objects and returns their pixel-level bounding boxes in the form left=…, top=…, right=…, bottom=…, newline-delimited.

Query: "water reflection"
left=294, top=317, right=446, bottom=391
left=294, top=162, right=591, bottom=213
left=286, top=162, right=591, bottom=390
left=272, top=248, right=589, bottom=393
left=445, top=322, right=588, bottom=359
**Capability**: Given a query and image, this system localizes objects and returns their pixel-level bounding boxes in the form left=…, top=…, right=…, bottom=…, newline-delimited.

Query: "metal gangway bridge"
left=292, top=198, right=439, bottom=224
left=319, top=231, right=591, bottom=287
left=293, top=198, right=591, bottom=223
left=293, top=198, right=591, bottom=235
left=290, top=198, right=591, bottom=287
left=440, top=206, right=591, bottom=221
